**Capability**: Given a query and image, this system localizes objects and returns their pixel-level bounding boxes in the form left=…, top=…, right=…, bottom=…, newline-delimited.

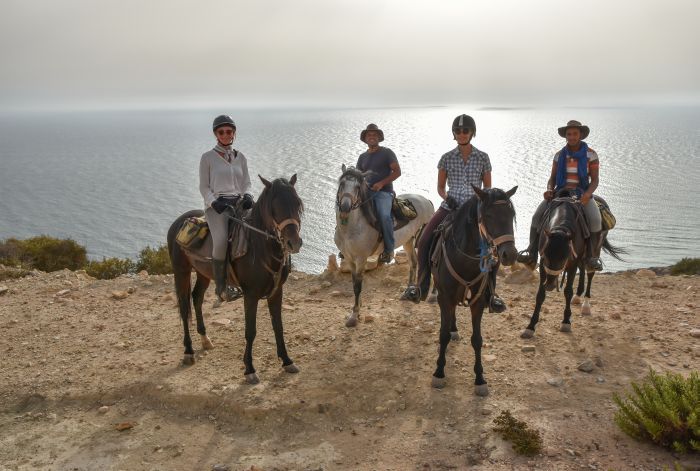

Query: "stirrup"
left=401, top=285, right=421, bottom=304
left=218, top=286, right=243, bottom=302
left=586, top=258, right=603, bottom=272
left=378, top=252, right=393, bottom=264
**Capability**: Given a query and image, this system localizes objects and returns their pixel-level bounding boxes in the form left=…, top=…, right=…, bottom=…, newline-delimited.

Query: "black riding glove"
left=241, top=193, right=254, bottom=210
left=212, top=196, right=239, bottom=214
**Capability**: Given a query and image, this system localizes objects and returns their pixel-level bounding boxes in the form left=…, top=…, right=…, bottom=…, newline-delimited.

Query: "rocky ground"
left=0, top=260, right=698, bottom=471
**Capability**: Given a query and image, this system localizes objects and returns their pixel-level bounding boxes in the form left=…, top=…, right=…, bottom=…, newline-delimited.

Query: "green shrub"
left=85, top=257, right=135, bottom=280
left=0, top=265, right=31, bottom=281
left=136, top=245, right=171, bottom=275
left=0, top=238, right=29, bottom=267
left=493, top=410, right=542, bottom=456
left=16, top=236, right=87, bottom=272
left=670, top=258, right=700, bottom=276
left=613, top=370, right=700, bottom=453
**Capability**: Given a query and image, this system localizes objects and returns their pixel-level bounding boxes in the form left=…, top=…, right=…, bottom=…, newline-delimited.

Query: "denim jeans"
left=370, top=190, right=395, bottom=254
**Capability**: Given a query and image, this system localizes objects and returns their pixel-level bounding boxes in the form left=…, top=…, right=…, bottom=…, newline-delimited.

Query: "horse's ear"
left=506, top=186, right=518, bottom=198
left=341, top=163, right=347, bottom=173
left=259, top=175, right=272, bottom=188
left=472, top=185, right=486, bottom=200
left=289, top=173, right=297, bottom=186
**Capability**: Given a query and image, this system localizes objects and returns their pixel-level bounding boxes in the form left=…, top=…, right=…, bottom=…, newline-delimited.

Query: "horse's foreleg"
left=582, top=270, right=595, bottom=315
left=470, top=299, right=488, bottom=396
left=346, top=261, right=365, bottom=327
left=175, top=271, right=195, bottom=365
left=561, top=265, right=576, bottom=332
left=521, top=270, right=547, bottom=338
left=572, top=265, right=585, bottom=305
left=432, top=291, right=455, bottom=389
left=267, top=288, right=298, bottom=373
left=192, top=273, right=213, bottom=350
left=243, top=294, right=260, bottom=384
left=450, top=314, right=460, bottom=342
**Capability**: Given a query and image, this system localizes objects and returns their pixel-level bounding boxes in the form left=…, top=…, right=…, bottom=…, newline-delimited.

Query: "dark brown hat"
left=558, top=120, right=590, bottom=139
left=360, top=123, right=384, bottom=143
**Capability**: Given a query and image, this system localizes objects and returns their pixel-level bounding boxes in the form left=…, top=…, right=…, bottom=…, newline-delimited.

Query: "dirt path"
left=0, top=263, right=698, bottom=471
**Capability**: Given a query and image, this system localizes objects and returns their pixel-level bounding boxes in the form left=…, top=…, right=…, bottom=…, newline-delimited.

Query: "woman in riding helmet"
left=407, top=114, right=505, bottom=312
left=199, top=114, right=253, bottom=302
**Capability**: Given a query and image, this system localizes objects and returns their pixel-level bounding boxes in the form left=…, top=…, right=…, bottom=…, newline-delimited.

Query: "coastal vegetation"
left=0, top=236, right=171, bottom=280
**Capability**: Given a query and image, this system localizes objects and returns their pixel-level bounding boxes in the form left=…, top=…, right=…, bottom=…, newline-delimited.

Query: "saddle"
left=368, top=195, right=417, bottom=234
left=539, top=194, right=590, bottom=240
left=175, top=211, right=250, bottom=286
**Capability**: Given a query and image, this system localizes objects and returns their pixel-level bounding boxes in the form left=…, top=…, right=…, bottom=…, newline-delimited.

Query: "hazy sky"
left=1, top=0, right=699, bottom=109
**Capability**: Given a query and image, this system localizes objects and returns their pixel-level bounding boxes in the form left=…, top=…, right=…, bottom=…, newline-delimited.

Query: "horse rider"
left=199, top=114, right=254, bottom=302
left=356, top=123, right=402, bottom=264
left=517, top=119, right=603, bottom=271
left=408, top=114, right=506, bottom=312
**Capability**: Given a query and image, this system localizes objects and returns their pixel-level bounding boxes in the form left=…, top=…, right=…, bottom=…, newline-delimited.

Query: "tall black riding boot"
left=487, top=267, right=506, bottom=313
left=586, top=231, right=603, bottom=271
left=212, top=259, right=229, bottom=302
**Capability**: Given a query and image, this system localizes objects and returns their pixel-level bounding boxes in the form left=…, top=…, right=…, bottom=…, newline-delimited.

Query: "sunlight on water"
left=0, top=106, right=698, bottom=273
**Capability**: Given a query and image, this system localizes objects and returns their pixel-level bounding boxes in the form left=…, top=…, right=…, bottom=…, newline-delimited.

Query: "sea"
left=0, top=106, right=698, bottom=274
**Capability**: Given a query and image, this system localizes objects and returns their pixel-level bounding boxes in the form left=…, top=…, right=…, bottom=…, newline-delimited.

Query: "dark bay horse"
left=521, top=195, right=623, bottom=338
left=430, top=186, right=518, bottom=395
left=167, top=175, right=303, bottom=384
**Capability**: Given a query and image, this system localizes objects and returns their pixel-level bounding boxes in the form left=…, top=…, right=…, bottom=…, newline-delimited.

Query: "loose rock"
left=578, top=360, right=595, bottom=373
left=111, top=291, right=129, bottom=300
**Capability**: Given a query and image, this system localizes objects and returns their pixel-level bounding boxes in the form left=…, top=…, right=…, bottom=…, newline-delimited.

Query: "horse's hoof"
left=201, top=335, right=214, bottom=350
left=572, top=295, right=582, bottom=305
left=182, top=354, right=195, bottom=366
left=560, top=323, right=572, bottom=333
left=283, top=363, right=300, bottom=374
left=581, top=302, right=592, bottom=316
left=450, top=331, right=460, bottom=342
left=345, top=315, right=358, bottom=328
left=474, top=384, right=489, bottom=397
left=431, top=376, right=446, bottom=389
left=520, top=329, right=535, bottom=339
left=245, top=373, right=260, bottom=384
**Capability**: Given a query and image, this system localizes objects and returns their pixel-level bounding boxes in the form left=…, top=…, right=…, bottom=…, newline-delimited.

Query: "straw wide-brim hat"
left=558, top=120, right=590, bottom=139
left=360, top=123, right=385, bottom=143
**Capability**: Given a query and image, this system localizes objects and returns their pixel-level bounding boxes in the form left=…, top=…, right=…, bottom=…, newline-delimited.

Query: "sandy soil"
left=0, top=262, right=698, bottom=471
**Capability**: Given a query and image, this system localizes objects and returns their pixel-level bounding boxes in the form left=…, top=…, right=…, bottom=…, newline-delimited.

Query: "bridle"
left=539, top=231, right=577, bottom=276
left=477, top=199, right=515, bottom=247
left=336, top=178, right=373, bottom=223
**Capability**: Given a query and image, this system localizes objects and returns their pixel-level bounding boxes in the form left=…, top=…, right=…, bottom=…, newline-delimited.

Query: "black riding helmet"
left=452, top=114, right=476, bottom=136
left=212, top=115, right=236, bottom=131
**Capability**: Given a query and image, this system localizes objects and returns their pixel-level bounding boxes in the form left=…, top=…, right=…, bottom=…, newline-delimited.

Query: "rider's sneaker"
left=378, top=251, right=393, bottom=265
left=586, top=257, right=603, bottom=272
left=218, top=286, right=243, bottom=302
left=401, top=285, right=421, bottom=304
left=489, top=295, right=507, bottom=313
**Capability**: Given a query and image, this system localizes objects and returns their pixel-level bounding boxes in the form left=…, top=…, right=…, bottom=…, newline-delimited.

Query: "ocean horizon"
left=0, top=105, right=698, bottom=274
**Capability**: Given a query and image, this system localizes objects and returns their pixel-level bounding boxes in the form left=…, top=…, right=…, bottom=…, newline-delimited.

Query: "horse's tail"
left=602, top=237, right=626, bottom=261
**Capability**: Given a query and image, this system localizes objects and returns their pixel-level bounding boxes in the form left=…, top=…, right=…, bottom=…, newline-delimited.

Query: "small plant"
left=136, top=245, right=171, bottom=275
left=670, top=258, right=700, bottom=275
left=613, top=369, right=700, bottom=453
left=85, top=257, right=135, bottom=280
left=493, top=410, right=543, bottom=456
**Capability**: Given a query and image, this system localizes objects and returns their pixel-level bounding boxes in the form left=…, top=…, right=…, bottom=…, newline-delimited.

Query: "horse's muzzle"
left=287, top=237, right=302, bottom=254
left=497, top=242, right=518, bottom=266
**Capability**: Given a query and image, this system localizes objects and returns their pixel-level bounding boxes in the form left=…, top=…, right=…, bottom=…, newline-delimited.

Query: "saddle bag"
left=392, top=197, right=417, bottom=220
left=595, top=199, right=616, bottom=230
left=175, top=216, right=209, bottom=249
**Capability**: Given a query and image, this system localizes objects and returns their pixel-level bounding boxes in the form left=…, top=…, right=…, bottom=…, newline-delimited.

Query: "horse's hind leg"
left=581, top=270, right=595, bottom=316
left=572, top=265, right=585, bottom=305
left=174, top=269, right=195, bottom=365
left=470, top=299, right=488, bottom=396
left=267, top=287, right=298, bottom=373
left=405, top=236, right=418, bottom=286
left=521, top=270, right=547, bottom=338
left=432, top=291, right=456, bottom=389
left=192, top=273, right=213, bottom=350
left=560, top=265, right=577, bottom=332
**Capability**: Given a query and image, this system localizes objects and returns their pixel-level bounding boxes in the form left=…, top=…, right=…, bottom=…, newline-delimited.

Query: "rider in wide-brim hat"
left=360, top=123, right=385, bottom=143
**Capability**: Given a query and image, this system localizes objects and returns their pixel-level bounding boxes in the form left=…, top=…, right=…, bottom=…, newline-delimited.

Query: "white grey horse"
left=334, top=165, right=434, bottom=327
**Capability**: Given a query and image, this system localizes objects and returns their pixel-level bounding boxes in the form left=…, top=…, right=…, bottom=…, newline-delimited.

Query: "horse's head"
left=256, top=174, right=303, bottom=254
left=539, top=228, right=574, bottom=291
left=336, top=164, right=369, bottom=221
left=473, top=185, right=518, bottom=266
